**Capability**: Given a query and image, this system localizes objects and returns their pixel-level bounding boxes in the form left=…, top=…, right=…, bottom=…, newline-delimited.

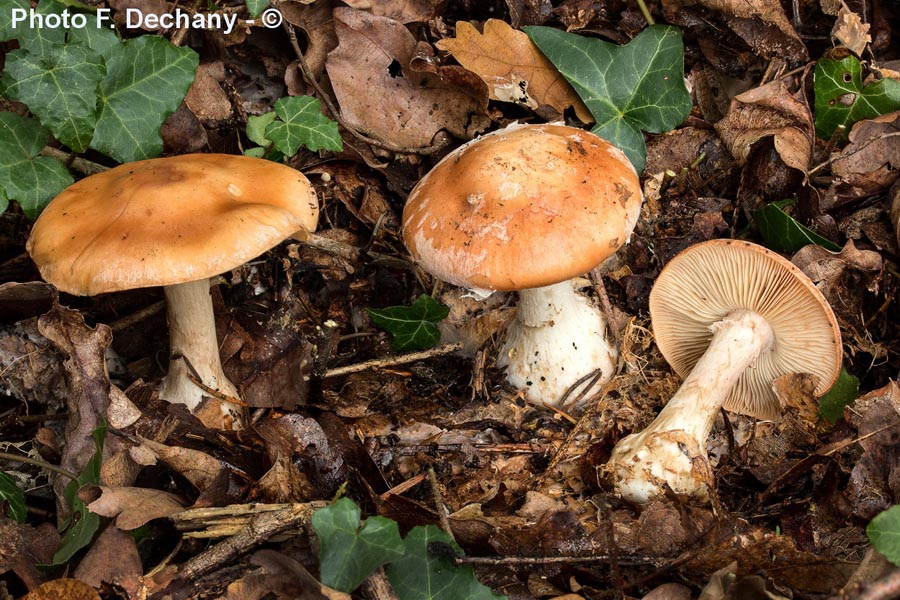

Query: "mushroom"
left=26, top=154, right=319, bottom=428
left=607, top=239, right=842, bottom=503
left=402, top=123, right=642, bottom=406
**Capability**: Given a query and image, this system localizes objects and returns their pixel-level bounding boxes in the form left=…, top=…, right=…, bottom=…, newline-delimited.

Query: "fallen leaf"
left=73, top=524, right=142, bottom=596
left=221, top=549, right=349, bottom=599
left=342, top=0, right=442, bottom=23
left=137, top=437, right=230, bottom=493
left=87, top=485, right=185, bottom=530
left=436, top=19, right=591, bottom=122
left=184, top=61, right=232, bottom=126
left=21, top=578, right=100, bottom=600
left=37, top=304, right=114, bottom=520
left=831, top=5, right=871, bottom=56
left=0, top=518, right=59, bottom=590
left=675, top=0, right=808, bottom=63
left=325, top=8, right=489, bottom=150
left=827, top=111, right=900, bottom=203
left=643, top=583, right=692, bottom=600
left=714, top=80, right=813, bottom=172
left=0, top=317, right=67, bottom=408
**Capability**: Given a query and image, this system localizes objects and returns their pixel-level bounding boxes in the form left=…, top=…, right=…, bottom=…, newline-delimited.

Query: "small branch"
left=174, top=502, right=324, bottom=580
left=0, top=451, right=78, bottom=481
left=322, top=342, right=463, bottom=379
left=39, top=147, right=110, bottom=175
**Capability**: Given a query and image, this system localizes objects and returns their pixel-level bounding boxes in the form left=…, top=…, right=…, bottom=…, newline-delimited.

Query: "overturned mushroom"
left=27, top=154, right=319, bottom=428
left=607, top=239, right=842, bottom=503
left=402, top=123, right=642, bottom=406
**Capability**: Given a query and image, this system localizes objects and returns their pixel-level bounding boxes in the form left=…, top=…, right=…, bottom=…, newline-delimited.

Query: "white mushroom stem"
left=497, top=280, right=616, bottom=407
left=608, top=309, right=775, bottom=503
left=158, top=278, right=242, bottom=416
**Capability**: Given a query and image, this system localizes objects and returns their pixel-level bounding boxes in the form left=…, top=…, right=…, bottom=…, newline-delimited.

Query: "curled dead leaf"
left=87, top=485, right=185, bottom=530
left=714, top=80, right=813, bottom=172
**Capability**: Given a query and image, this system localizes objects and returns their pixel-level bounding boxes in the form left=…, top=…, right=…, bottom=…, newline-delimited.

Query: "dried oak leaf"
left=325, top=7, right=489, bottom=150
left=86, top=485, right=185, bottom=530
left=137, top=437, right=230, bottom=494
left=72, top=524, right=142, bottom=596
left=435, top=19, right=592, bottom=122
left=714, top=80, right=813, bottom=172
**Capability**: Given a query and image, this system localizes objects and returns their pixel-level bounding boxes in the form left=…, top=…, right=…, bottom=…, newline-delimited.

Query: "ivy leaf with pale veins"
left=1, top=43, right=105, bottom=152
left=525, top=25, right=691, bottom=171
left=0, top=0, right=30, bottom=42
left=245, top=0, right=268, bottom=18
left=367, top=294, right=450, bottom=351
left=868, top=505, right=900, bottom=566
left=312, top=498, right=405, bottom=592
left=91, top=35, right=198, bottom=163
left=814, top=55, right=900, bottom=140
left=386, top=526, right=506, bottom=600
left=265, top=96, right=342, bottom=156
left=2, top=0, right=66, bottom=57
left=0, top=112, right=73, bottom=218
left=0, top=471, right=26, bottom=523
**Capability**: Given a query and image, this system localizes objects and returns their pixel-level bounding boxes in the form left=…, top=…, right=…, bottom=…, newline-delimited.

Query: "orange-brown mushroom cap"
left=26, top=154, right=319, bottom=296
left=402, top=123, right=642, bottom=293
left=648, top=239, right=843, bottom=421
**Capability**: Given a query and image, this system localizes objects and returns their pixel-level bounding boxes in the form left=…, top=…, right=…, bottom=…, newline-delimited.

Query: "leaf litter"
left=1, top=1, right=900, bottom=599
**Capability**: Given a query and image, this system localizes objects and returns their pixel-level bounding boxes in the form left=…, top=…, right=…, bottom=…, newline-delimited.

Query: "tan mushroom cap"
left=402, top=123, right=642, bottom=293
left=27, top=154, right=319, bottom=296
left=649, top=239, right=843, bottom=421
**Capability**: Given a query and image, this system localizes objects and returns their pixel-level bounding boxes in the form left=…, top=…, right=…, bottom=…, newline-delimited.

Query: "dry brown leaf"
left=87, top=485, right=185, bottom=530
left=714, top=80, right=813, bottom=172
left=832, top=5, right=871, bottom=56
left=138, top=437, right=228, bottom=492
left=21, top=578, right=100, bottom=600
left=184, top=61, right=232, bottom=126
left=73, top=524, right=142, bottom=596
left=643, top=583, right=692, bottom=600
left=325, top=7, right=490, bottom=150
left=342, top=0, right=442, bottom=23
left=221, top=549, right=349, bottom=600
left=37, top=304, right=114, bottom=521
left=827, top=111, right=900, bottom=202
left=436, top=19, right=592, bottom=122
left=698, top=0, right=807, bottom=62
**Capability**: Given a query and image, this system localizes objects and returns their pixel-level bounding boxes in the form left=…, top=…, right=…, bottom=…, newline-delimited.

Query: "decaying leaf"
left=435, top=19, right=591, bottom=122
left=137, top=437, right=230, bottom=493
left=714, top=80, right=813, bottom=172
left=827, top=111, right=900, bottom=203
left=221, top=549, right=350, bottom=600
left=72, top=524, right=142, bottom=597
left=325, top=8, right=489, bottom=150
left=86, top=485, right=185, bottom=530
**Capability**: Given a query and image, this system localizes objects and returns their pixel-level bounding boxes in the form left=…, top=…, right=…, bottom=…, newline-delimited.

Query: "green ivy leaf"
left=814, top=56, right=900, bottom=140
left=246, top=111, right=277, bottom=147
left=525, top=25, right=691, bottom=171
left=4, top=0, right=66, bottom=57
left=265, top=96, right=342, bottom=156
left=312, top=497, right=405, bottom=592
left=367, top=294, right=450, bottom=351
left=68, top=19, right=121, bottom=57
left=752, top=199, right=841, bottom=253
left=1, top=43, right=106, bottom=152
left=0, top=112, right=73, bottom=218
left=0, top=471, right=27, bottom=523
left=91, top=35, right=198, bottom=163
left=868, top=505, right=900, bottom=566
left=0, top=187, right=8, bottom=214
left=245, top=0, right=269, bottom=18
left=51, top=421, right=105, bottom=566
left=386, top=526, right=506, bottom=600
left=0, top=0, right=30, bottom=42
left=818, top=367, right=860, bottom=424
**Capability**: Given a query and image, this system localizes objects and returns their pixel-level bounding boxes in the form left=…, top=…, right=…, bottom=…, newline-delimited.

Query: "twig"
left=427, top=467, right=456, bottom=543
left=174, top=502, right=323, bottom=580
left=39, top=147, right=109, bottom=175
left=454, top=554, right=662, bottom=566
left=322, top=342, right=463, bottom=379
left=0, top=451, right=78, bottom=481
left=108, top=300, right=166, bottom=332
